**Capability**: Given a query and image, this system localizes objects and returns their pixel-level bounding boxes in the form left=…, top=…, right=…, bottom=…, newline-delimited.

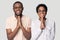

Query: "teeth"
left=16, top=11, right=20, bottom=13
left=17, top=11, right=19, bottom=12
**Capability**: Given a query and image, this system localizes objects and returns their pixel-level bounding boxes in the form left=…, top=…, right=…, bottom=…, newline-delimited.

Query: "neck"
left=15, top=15, right=23, bottom=19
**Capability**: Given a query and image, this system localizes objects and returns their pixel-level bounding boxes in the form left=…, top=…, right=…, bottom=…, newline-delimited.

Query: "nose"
left=40, top=11, right=44, bottom=14
left=16, top=8, right=20, bottom=11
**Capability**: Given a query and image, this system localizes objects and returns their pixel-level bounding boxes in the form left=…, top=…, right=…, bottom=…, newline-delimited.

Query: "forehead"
left=38, top=6, right=45, bottom=10
left=14, top=3, right=22, bottom=7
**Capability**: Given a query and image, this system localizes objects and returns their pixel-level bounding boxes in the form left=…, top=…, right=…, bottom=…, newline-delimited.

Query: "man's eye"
left=38, top=10, right=46, bottom=12
left=43, top=10, right=46, bottom=12
left=14, top=7, right=17, bottom=9
left=14, top=7, right=22, bottom=9
left=38, top=10, right=41, bottom=12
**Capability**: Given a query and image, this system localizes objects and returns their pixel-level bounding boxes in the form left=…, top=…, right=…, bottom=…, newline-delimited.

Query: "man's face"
left=37, top=6, right=47, bottom=18
left=13, top=3, right=23, bottom=16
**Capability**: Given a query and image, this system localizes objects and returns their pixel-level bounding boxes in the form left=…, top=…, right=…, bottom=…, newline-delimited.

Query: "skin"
left=6, top=3, right=31, bottom=40
left=37, top=6, right=47, bottom=30
left=37, top=6, right=55, bottom=40
left=13, top=3, right=23, bottom=16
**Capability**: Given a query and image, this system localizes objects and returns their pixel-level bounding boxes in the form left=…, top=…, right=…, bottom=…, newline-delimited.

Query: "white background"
left=0, top=0, right=60, bottom=40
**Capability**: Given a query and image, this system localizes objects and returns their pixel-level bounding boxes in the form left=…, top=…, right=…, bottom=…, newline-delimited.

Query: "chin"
left=15, top=14, right=20, bottom=16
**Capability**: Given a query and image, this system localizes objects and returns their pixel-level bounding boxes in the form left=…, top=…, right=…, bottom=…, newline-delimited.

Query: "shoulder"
left=22, top=15, right=31, bottom=21
left=31, top=19, right=39, bottom=24
left=46, top=18, right=55, bottom=28
left=23, top=16, right=31, bottom=19
left=6, top=16, right=15, bottom=22
left=47, top=18, right=55, bottom=24
left=31, top=19, right=39, bottom=27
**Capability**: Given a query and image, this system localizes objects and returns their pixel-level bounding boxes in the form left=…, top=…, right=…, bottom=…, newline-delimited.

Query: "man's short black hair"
left=13, top=1, right=23, bottom=8
left=36, top=4, right=48, bottom=13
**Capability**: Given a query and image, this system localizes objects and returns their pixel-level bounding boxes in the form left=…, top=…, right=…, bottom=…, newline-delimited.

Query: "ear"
left=46, top=12, right=47, bottom=15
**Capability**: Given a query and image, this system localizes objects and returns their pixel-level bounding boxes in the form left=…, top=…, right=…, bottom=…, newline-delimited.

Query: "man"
left=6, top=1, right=31, bottom=40
left=31, top=4, right=55, bottom=40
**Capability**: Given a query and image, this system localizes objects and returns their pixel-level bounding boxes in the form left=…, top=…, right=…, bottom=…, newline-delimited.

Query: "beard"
left=14, top=10, right=23, bottom=17
left=15, top=13, right=22, bottom=17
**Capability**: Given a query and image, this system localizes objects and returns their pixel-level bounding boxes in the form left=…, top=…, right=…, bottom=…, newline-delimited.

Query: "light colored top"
left=6, top=15, right=31, bottom=40
left=31, top=18, right=55, bottom=40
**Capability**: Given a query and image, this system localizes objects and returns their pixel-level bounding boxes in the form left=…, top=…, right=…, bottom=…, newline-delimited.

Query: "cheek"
left=13, top=9, right=16, bottom=12
left=38, top=13, right=46, bottom=17
left=38, top=13, right=42, bottom=16
left=14, top=9, right=17, bottom=12
left=38, top=13, right=41, bottom=17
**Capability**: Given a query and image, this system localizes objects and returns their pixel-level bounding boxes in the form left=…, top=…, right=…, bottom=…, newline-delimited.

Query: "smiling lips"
left=16, top=11, right=20, bottom=14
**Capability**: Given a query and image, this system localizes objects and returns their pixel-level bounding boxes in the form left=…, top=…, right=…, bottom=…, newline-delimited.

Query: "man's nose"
left=16, top=8, right=20, bottom=11
left=40, top=11, right=44, bottom=14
